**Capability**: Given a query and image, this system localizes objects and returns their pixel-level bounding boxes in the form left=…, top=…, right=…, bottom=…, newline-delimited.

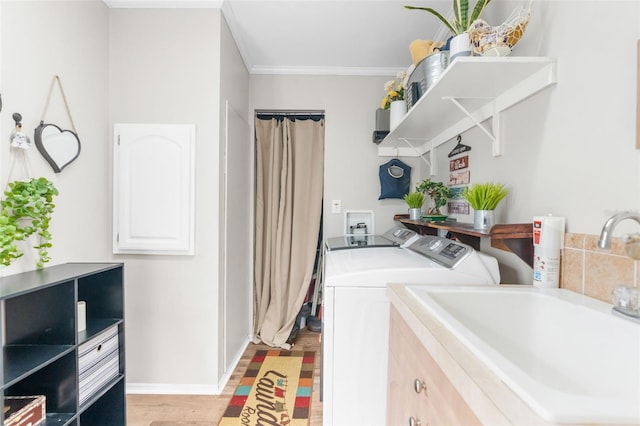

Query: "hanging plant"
left=0, top=177, right=59, bottom=268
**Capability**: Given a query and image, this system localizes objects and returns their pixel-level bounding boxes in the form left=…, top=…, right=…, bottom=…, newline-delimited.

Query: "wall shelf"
left=395, top=216, right=533, bottom=268
left=378, top=57, right=557, bottom=166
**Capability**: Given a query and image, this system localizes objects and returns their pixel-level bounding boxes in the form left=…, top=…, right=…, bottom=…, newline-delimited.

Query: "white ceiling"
left=104, top=0, right=452, bottom=76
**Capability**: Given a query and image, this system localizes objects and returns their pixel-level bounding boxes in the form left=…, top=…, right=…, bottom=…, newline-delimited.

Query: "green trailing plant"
left=403, top=191, right=425, bottom=209
left=0, top=177, right=59, bottom=268
left=405, top=0, right=492, bottom=35
left=462, top=182, right=508, bottom=210
left=416, top=179, right=451, bottom=214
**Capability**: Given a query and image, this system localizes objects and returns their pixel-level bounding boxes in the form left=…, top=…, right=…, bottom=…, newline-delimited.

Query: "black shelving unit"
left=0, top=263, right=125, bottom=425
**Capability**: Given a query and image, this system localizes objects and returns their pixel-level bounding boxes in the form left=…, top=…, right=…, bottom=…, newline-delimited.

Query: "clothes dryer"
left=322, top=232, right=500, bottom=426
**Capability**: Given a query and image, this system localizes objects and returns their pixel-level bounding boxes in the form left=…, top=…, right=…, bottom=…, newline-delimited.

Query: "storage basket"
left=406, top=51, right=449, bottom=109
left=78, top=326, right=120, bottom=405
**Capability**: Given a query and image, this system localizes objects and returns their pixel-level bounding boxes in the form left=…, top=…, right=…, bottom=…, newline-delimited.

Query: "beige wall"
left=109, top=8, right=226, bottom=391
left=251, top=2, right=640, bottom=285
left=2, top=0, right=639, bottom=394
left=0, top=1, right=111, bottom=272
left=1, top=0, right=251, bottom=394
left=218, top=15, right=252, bottom=383
left=250, top=74, right=425, bottom=238
left=460, top=1, right=640, bottom=282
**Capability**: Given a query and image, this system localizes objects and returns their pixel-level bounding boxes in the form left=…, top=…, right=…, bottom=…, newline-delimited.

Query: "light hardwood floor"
left=126, top=329, right=322, bottom=426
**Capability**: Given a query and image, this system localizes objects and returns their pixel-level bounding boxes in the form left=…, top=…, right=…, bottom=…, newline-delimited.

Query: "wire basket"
left=468, top=4, right=531, bottom=56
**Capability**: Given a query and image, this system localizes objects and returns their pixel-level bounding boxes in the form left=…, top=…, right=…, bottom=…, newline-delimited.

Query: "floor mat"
left=218, top=350, right=315, bottom=426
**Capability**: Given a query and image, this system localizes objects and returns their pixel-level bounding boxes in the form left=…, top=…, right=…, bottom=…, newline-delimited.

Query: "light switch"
left=331, top=200, right=341, bottom=214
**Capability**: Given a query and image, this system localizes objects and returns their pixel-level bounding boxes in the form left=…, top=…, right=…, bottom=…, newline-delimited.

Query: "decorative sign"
left=449, top=170, right=470, bottom=186
left=449, top=155, right=468, bottom=171
left=448, top=201, right=470, bottom=215
left=448, top=186, right=466, bottom=200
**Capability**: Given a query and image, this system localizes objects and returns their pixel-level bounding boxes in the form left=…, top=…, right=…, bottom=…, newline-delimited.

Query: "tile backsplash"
left=561, top=233, right=639, bottom=304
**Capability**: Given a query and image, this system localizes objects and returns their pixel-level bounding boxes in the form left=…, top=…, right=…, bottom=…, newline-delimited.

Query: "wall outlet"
left=331, top=200, right=341, bottom=214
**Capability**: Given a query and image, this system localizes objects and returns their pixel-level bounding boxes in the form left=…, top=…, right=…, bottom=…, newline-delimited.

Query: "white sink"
left=406, top=285, right=640, bottom=424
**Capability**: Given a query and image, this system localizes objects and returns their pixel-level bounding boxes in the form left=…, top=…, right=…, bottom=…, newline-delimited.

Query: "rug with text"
left=218, top=350, right=315, bottom=426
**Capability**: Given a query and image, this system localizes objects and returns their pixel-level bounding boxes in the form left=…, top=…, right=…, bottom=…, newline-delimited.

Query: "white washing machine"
left=321, top=229, right=500, bottom=426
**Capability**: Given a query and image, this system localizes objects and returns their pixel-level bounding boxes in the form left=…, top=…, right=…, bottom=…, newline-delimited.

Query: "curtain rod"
left=255, top=109, right=324, bottom=116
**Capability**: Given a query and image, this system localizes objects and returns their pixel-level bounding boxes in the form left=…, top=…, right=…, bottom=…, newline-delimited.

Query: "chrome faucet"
left=597, top=211, right=640, bottom=249
left=598, top=212, right=640, bottom=322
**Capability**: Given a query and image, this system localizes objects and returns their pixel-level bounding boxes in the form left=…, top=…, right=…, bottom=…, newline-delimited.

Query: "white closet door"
left=222, top=102, right=252, bottom=373
left=113, top=123, right=195, bottom=255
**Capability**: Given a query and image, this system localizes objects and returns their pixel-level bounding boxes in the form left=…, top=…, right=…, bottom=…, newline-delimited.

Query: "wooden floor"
left=126, top=329, right=322, bottom=426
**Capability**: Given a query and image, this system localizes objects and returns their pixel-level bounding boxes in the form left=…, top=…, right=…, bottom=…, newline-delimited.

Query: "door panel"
left=223, top=101, right=252, bottom=373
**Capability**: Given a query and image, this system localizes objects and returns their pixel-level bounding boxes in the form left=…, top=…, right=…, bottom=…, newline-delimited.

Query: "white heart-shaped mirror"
left=34, top=122, right=81, bottom=173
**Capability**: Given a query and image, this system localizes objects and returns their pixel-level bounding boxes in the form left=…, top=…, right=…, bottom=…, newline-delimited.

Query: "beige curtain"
left=254, top=116, right=324, bottom=349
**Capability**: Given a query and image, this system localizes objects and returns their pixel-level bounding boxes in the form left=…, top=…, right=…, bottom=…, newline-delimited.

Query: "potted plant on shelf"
left=462, top=182, right=508, bottom=230
left=416, top=178, right=450, bottom=218
left=405, top=0, right=492, bottom=58
left=403, top=192, right=425, bottom=221
left=0, top=177, right=59, bottom=268
left=382, top=71, right=407, bottom=130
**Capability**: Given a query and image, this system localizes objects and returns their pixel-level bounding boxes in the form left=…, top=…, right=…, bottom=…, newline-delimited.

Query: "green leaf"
left=0, top=177, right=58, bottom=268
left=470, top=0, right=491, bottom=24
left=405, top=5, right=459, bottom=35
left=462, top=182, right=508, bottom=210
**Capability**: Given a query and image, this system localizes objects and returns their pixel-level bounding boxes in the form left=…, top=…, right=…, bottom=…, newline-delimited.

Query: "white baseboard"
left=126, top=383, right=220, bottom=395
left=126, top=336, right=252, bottom=396
left=217, top=337, right=251, bottom=391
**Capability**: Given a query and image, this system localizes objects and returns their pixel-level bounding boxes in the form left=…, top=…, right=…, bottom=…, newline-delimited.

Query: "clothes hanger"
left=448, top=135, right=472, bottom=157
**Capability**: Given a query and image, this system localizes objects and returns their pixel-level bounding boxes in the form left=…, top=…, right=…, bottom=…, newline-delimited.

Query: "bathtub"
left=406, top=285, right=640, bottom=424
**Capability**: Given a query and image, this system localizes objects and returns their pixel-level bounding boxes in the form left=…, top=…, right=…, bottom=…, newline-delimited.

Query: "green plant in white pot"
left=405, top=0, right=492, bottom=58
left=0, top=177, right=59, bottom=268
left=403, top=192, right=425, bottom=220
left=462, top=182, right=507, bottom=230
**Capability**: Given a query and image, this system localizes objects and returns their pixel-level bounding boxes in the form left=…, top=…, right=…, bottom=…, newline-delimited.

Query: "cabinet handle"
left=409, top=416, right=421, bottom=426
left=413, top=378, right=427, bottom=394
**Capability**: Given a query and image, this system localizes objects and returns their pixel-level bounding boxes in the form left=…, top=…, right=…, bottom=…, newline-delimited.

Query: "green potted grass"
left=403, top=192, right=425, bottom=220
left=462, top=182, right=508, bottom=230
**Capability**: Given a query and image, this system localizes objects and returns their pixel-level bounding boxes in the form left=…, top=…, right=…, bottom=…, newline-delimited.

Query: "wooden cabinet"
left=0, top=263, right=125, bottom=425
left=388, top=306, right=481, bottom=426
left=113, top=123, right=195, bottom=255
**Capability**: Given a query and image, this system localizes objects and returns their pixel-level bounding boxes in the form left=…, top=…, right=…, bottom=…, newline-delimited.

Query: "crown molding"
left=249, top=65, right=404, bottom=77
left=103, top=0, right=222, bottom=8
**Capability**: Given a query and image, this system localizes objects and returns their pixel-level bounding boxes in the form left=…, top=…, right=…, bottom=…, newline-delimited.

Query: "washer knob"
left=426, top=238, right=443, bottom=251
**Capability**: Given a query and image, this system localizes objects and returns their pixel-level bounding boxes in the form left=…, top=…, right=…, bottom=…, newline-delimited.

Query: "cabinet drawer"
left=388, top=307, right=481, bottom=426
left=78, top=326, right=120, bottom=405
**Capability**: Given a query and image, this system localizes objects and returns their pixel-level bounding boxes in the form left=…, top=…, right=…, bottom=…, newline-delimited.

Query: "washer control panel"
left=381, top=226, right=420, bottom=247
left=407, top=235, right=472, bottom=268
